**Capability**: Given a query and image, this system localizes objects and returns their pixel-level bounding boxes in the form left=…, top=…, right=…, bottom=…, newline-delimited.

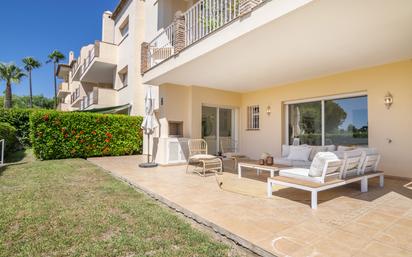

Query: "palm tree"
left=0, top=63, right=26, bottom=109
left=22, top=57, right=41, bottom=108
left=47, top=50, right=65, bottom=108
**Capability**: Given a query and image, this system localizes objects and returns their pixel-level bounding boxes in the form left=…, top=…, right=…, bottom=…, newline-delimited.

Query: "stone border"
left=91, top=161, right=278, bottom=257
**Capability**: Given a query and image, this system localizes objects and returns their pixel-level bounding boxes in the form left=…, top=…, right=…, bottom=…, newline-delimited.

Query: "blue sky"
left=0, top=0, right=118, bottom=98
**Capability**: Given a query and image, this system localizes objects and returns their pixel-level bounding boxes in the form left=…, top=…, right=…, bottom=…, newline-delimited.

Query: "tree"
left=22, top=57, right=42, bottom=108
left=47, top=50, right=65, bottom=109
left=0, top=95, right=54, bottom=109
left=0, top=63, right=26, bottom=109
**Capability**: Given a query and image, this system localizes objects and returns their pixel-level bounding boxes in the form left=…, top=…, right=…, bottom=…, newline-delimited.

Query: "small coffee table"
left=237, top=161, right=285, bottom=178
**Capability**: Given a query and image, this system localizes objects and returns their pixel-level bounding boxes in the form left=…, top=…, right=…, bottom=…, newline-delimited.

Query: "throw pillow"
left=287, top=146, right=312, bottom=161
left=309, top=152, right=340, bottom=177
left=309, top=146, right=327, bottom=161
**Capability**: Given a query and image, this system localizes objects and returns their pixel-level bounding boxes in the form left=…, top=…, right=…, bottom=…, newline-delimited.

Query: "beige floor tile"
left=308, top=238, right=354, bottom=257
left=258, top=235, right=305, bottom=257
left=373, top=224, right=412, bottom=251
left=328, top=229, right=371, bottom=250
left=362, top=241, right=411, bottom=257
left=355, top=210, right=397, bottom=230
left=339, top=221, right=380, bottom=237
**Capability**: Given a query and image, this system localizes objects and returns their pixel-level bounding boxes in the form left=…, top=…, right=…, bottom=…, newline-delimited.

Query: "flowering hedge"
left=30, top=110, right=143, bottom=160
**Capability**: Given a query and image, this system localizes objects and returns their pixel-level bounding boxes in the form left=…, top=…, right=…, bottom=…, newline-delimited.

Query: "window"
left=118, top=66, right=128, bottom=88
left=121, top=72, right=128, bottom=86
left=119, top=17, right=129, bottom=37
left=247, top=105, right=259, bottom=130
left=286, top=95, right=368, bottom=146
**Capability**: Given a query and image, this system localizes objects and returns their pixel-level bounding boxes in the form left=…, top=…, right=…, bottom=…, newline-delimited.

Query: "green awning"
left=79, top=104, right=131, bottom=114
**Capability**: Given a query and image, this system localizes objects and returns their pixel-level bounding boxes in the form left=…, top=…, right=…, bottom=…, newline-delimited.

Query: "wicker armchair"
left=186, top=139, right=222, bottom=176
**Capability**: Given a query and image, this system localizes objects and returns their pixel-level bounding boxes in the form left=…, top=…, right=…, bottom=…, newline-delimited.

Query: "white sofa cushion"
left=309, top=146, right=327, bottom=161
left=287, top=146, right=312, bottom=161
left=279, top=168, right=323, bottom=183
left=281, top=145, right=290, bottom=158
left=325, top=145, right=336, bottom=152
left=308, top=152, right=340, bottom=177
left=337, top=145, right=355, bottom=151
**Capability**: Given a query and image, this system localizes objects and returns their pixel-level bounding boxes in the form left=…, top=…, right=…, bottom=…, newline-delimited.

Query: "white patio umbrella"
left=139, top=87, right=159, bottom=168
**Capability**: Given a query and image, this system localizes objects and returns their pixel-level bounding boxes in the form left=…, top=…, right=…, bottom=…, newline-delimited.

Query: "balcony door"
left=201, top=105, right=236, bottom=155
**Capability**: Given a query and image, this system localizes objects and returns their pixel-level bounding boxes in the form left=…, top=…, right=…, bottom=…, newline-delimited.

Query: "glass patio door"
left=201, top=106, right=234, bottom=155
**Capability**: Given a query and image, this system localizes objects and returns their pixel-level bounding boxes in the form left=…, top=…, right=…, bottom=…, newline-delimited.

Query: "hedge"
left=0, top=108, right=33, bottom=146
left=30, top=110, right=143, bottom=160
left=0, top=122, right=19, bottom=155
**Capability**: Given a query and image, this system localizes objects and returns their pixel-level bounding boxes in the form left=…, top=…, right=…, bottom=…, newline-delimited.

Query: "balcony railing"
left=71, top=87, right=81, bottom=104
left=142, top=0, right=265, bottom=72
left=147, top=23, right=175, bottom=68
left=80, top=47, right=96, bottom=76
left=80, top=90, right=95, bottom=110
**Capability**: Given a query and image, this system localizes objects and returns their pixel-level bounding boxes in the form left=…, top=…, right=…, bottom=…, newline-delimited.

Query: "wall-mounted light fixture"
left=266, top=105, right=271, bottom=115
left=384, top=92, right=393, bottom=109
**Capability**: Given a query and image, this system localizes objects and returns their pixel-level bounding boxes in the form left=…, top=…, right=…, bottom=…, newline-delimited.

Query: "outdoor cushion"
left=190, top=154, right=217, bottom=160
left=325, top=145, right=336, bottom=152
left=279, top=168, right=323, bottom=183
left=291, top=160, right=312, bottom=168
left=309, top=146, right=327, bottom=161
left=287, top=146, right=312, bottom=161
left=308, top=152, right=339, bottom=177
left=337, top=146, right=355, bottom=151
left=273, top=158, right=312, bottom=168
left=273, top=158, right=293, bottom=166
left=281, top=145, right=290, bottom=158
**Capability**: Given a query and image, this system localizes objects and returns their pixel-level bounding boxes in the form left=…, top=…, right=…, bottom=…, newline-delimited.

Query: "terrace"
left=90, top=155, right=412, bottom=257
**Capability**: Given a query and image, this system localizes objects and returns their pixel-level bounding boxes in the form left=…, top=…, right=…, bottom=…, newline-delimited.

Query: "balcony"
left=57, top=82, right=70, bottom=98
left=141, top=0, right=266, bottom=73
left=79, top=87, right=117, bottom=111
left=78, top=41, right=117, bottom=84
left=70, top=87, right=81, bottom=106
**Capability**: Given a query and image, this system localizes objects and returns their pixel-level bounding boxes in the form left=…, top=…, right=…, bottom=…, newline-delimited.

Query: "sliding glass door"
left=286, top=95, right=368, bottom=146
left=202, top=106, right=235, bottom=155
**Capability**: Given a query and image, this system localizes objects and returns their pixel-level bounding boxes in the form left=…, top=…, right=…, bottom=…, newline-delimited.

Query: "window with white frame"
left=118, top=66, right=128, bottom=88
left=286, top=94, right=368, bottom=146
left=119, top=17, right=129, bottom=37
left=247, top=105, right=260, bottom=130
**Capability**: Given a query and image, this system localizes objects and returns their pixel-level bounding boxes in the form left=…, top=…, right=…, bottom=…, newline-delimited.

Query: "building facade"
left=57, top=0, right=412, bottom=178
left=141, top=0, right=412, bottom=178
left=57, top=0, right=146, bottom=115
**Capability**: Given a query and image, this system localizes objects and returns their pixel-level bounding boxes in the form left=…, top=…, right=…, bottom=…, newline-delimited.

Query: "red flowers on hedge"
left=30, top=110, right=143, bottom=160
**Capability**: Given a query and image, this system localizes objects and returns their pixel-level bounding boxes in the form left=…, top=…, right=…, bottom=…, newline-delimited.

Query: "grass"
left=0, top=150, right=239, bottom=257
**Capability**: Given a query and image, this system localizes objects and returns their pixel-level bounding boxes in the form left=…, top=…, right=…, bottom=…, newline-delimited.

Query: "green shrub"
left=0, top=108, right=33, bottom=146
left=30, top=110, right=143, bottom=160
left=0, top=122, right=20, bottom=155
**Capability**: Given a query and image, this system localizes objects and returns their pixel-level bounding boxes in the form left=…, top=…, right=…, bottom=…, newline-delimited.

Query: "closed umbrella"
left=139, top=87, right=159, bottom=168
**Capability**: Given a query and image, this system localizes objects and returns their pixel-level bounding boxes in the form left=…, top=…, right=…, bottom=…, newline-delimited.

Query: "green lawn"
left=0, top=151, right=239, bottom=257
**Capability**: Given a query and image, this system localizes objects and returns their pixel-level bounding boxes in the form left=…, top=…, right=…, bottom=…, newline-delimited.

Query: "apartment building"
left=57, top=0, right=146, bottom=115
left=141, top=0, right=412, bottom=178
left=56, top=0, right=412, bottom=178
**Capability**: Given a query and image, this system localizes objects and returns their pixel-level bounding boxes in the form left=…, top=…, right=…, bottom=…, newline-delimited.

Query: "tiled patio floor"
left=88, top=155, right=412, bottom=257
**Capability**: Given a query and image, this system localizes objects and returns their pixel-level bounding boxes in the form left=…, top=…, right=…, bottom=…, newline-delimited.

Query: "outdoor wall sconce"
left=384, top=92, right=393, bottom=109
left=266, top=105, right=271, bottom=115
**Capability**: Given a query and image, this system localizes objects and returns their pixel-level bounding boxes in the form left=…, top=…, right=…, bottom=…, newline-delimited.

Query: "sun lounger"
left=267, top=151, right=383, bottom=209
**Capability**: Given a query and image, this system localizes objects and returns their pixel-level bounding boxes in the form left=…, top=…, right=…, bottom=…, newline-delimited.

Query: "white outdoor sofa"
left=267, top=151, right=383, bottom=209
